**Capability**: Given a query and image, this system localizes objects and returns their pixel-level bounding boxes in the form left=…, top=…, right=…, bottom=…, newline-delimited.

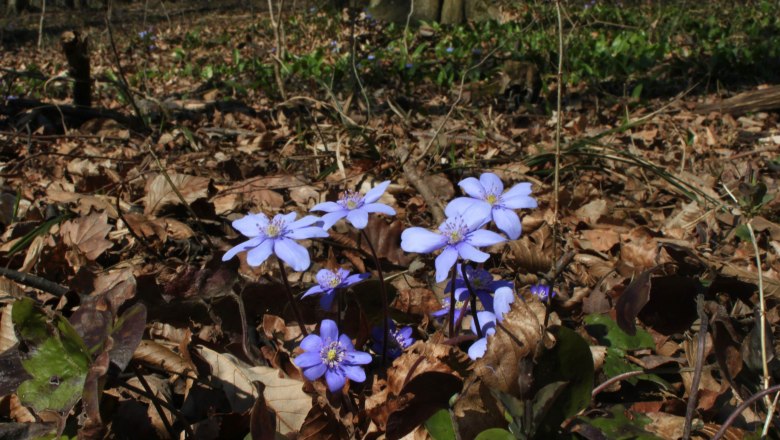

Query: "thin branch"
left=0, top=267, right=68, bottom=296
left=683, top=294, right=708, bottom=440
left=712, top=384, right=780, bottom=440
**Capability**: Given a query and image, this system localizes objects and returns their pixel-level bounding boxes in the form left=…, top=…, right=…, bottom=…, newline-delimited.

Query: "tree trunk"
left=61, top=31, right=92, bottom=108
left=411, top=0, right=439, bottom=22
left=6, top=0, right=30, bottom=14
left=440, top=0, right=462, bottom=24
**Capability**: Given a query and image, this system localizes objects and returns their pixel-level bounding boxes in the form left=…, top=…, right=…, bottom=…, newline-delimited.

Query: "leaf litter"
left=0, top=1, right=780, bottom=439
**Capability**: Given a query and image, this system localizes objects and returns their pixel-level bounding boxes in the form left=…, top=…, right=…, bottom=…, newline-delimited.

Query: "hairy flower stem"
left=275, top=256, right=308, bottom=337
left=460, top=265, right=483, bottom=338
left=448, top=263, right=458, bottom=338
left=360, top=229, right=389, bottom=363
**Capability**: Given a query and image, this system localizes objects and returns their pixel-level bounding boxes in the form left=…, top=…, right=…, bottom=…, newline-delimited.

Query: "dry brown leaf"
left=579, top=229, right=620, bottom=253
left=575, top=199, right=608, bottom=224
left=60, top=211, right=113, bottom=261
left=247, top=365, right=311, bottom=435
left=144, top=173, right=211, bottom=215
left=620, top=227, right=659, bottom=271
left=133, top=340, right=196, bottom=378
left=193, top=345, right=259, bottom=413
left=0, top=304, right=18, bottom=352
left=473, top=299, right=546, bottom=393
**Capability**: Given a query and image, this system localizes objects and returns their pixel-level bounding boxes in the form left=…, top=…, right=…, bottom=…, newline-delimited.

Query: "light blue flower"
left=446, top=172, right=537, bottom=240
left=302, top=268, right=369, bottom=310
left=401, top=203, right=504, bottom=283
left=446, top=46, right=454, bottom=53
left=445, top=264, right=513, bottom=313
left=530, top=283, right=555, bottom=302
left=468, top=287, right=514, bottom=360
left=431, top=294, right=469, bottom=321
left=371, top=320, right=414, bottom=359
left=294, top=320, right=372, bottom=393
left=222, top=212, right=328, bottom=271
left=367, top=54, right=376, bottom=61
left=311, top=180, right=395, bottom=230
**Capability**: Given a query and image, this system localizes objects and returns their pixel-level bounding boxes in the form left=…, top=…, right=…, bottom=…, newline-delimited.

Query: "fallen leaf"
left=144, top=173, right=211, bottom=215
left=60, top=211, right=113, bottom=261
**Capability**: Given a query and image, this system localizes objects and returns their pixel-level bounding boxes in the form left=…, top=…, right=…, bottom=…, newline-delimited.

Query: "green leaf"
left=425, top=409, right=456, bottom=440
left=576, top=405, right=663, bottom=440
left=532, top=326, right=594, bottom=438
left=584, top=314, right=654, bottom=351
left=13, top=299, right=90, bottom=412
left=474, top=428, right=515, bottom=440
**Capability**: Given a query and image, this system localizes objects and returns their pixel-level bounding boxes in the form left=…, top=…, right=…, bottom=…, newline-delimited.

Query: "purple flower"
left=401, top=203, right=504, bottom=283
left=293, top=319, right=372, bottom=393
left=371, top=320, right=414, bottom=359
left=431, top=294, right=469, bottom=321
left=446, top=46, right=454, bottom=53
left=222, top=212, right=328, bottom=271
left=445, top=264, right=513, bottom=313
left=446, top=172, right=537, bottom=240
left=530, top=284, right=555, bottom=302
left=311, top=180, right=395, bottom=230
left=367, top=54, right=376, bottom=61
left=302, top=268, right=369, bottom=310
left=468, top=287, right=514, bottom=360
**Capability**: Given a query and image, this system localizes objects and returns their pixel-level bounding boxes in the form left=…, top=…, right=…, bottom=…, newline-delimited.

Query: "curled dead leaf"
left=60, top=211, right=113, bottom=262
left=473, top=299, right=547, bottom=394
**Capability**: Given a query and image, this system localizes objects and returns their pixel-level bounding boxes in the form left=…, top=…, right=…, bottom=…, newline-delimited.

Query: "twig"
left=553, top=0, right=565, bottom=279
left=119, top=375, right=194, bottom=439
left=683, top=294, right=708, bottom=440
left=266, top=0, right=287, bottom=100
left=0, top=267, right=68, bottom=296
left=37, top=0, right=45, bottom=49
left=104, top=15, right=146, bottom=129
left=133, top=364, right=176, bottom=439
left=275, top=256, right=308, bottom=337
left=711, top=384, right=780, bottom=440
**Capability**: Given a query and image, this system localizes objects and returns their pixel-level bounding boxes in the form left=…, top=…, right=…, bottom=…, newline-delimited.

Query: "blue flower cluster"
left=222, top=173, right=539, bottom=391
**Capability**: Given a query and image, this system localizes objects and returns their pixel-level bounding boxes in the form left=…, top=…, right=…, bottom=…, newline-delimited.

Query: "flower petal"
left=325, top=370, right=346, bottom=392
left=302, top=284, right=325, bottom=298
left=501, top=183, right=537, bottom=209
left=222, top=236, right=263, bottom=262
left=320, top=319, right=339, bottom=342
left=293, top=352, right=322, bottom=368
left=345, top=350, right=373, bottom=365
left=342, top=365, right=366, bottom=382
left=363, top=180, right=391, bottom=203
left=445, top=197, right=481, bottom=218
left=303, top=363, right=326, bottom=381
left=476, top=311, right=496, bottom=334
left=310, top=201, right=343, bottom=213
left=362, top=202, right=396, bottom=216
left=456, top=242, right=490, bottom=263
left=246, top=238, right=275, bottom=267
left=319, top=211, right=347, bottom=230
left=232, top=213, right=268, bottom=237
left=320, top=292, right=337, bottom=310
left=493, top=287, right=515, bottom=321
left=287, top=225, right=329, bottom=240
left=398, top=327, right=413, bottom=340
left=300, top=334, right=322, bottom=352
left=435, top=246, right=459, bottom=283
left=467, top=337, right=488, bottom=360
left=458, top=177, right=486, bottom=199
left=461, top=203, right=493, bottom=230
left=493, top=208, right=522, bottom=240
left=479, top=172, right=504, bottom=194
left=467, top=229, right=506, bottom=247
left=276, top=212, right=298, bottom=227
left=339, top=334, right=356, bottom=351
left=401, top=228, right=447, bottom=253
left=274, top=238, right=311, bottom=272
left=343, top=273, right=370, bottom=286
left=346, top=208, right=369, bottom=229
left=290, top=214, right=323, bottom=229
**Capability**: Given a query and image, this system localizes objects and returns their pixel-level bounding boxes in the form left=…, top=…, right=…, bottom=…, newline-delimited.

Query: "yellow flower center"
left=486, top=194, right=497, bottom=205
left=266, top=224, right=280, bottom=237
left=326, top=349, right=338, bottom=361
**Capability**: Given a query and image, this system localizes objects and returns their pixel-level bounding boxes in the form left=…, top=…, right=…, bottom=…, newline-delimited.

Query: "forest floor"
left=1, top=1, right=780, bottom=439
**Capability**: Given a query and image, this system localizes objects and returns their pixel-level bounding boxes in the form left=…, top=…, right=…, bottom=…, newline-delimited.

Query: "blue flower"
left=371, top=320, right=414, bottom=359
left=302, top=268, right=369, bottom=310
left=445, top=264, right=513, bottom=313
left=401, top=203, right=504, bottom=283
left=405, top=62, right=414, bottom=69
left=530, top=284, right=555, bottom=302
left=468, top=287, right=514, bottom=360
left=446, top=172, right=537, bottom=240
left=293, top=320, right=372, bottom=393
left=367, top=54, right=376, bottom=61
left=431, top=294, right=469, bottom=322
left=446, top=46, right=454, bottom=53
left=222, top=212, right=328, bottom=271
left=311, top=180, right=396, bottom=230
